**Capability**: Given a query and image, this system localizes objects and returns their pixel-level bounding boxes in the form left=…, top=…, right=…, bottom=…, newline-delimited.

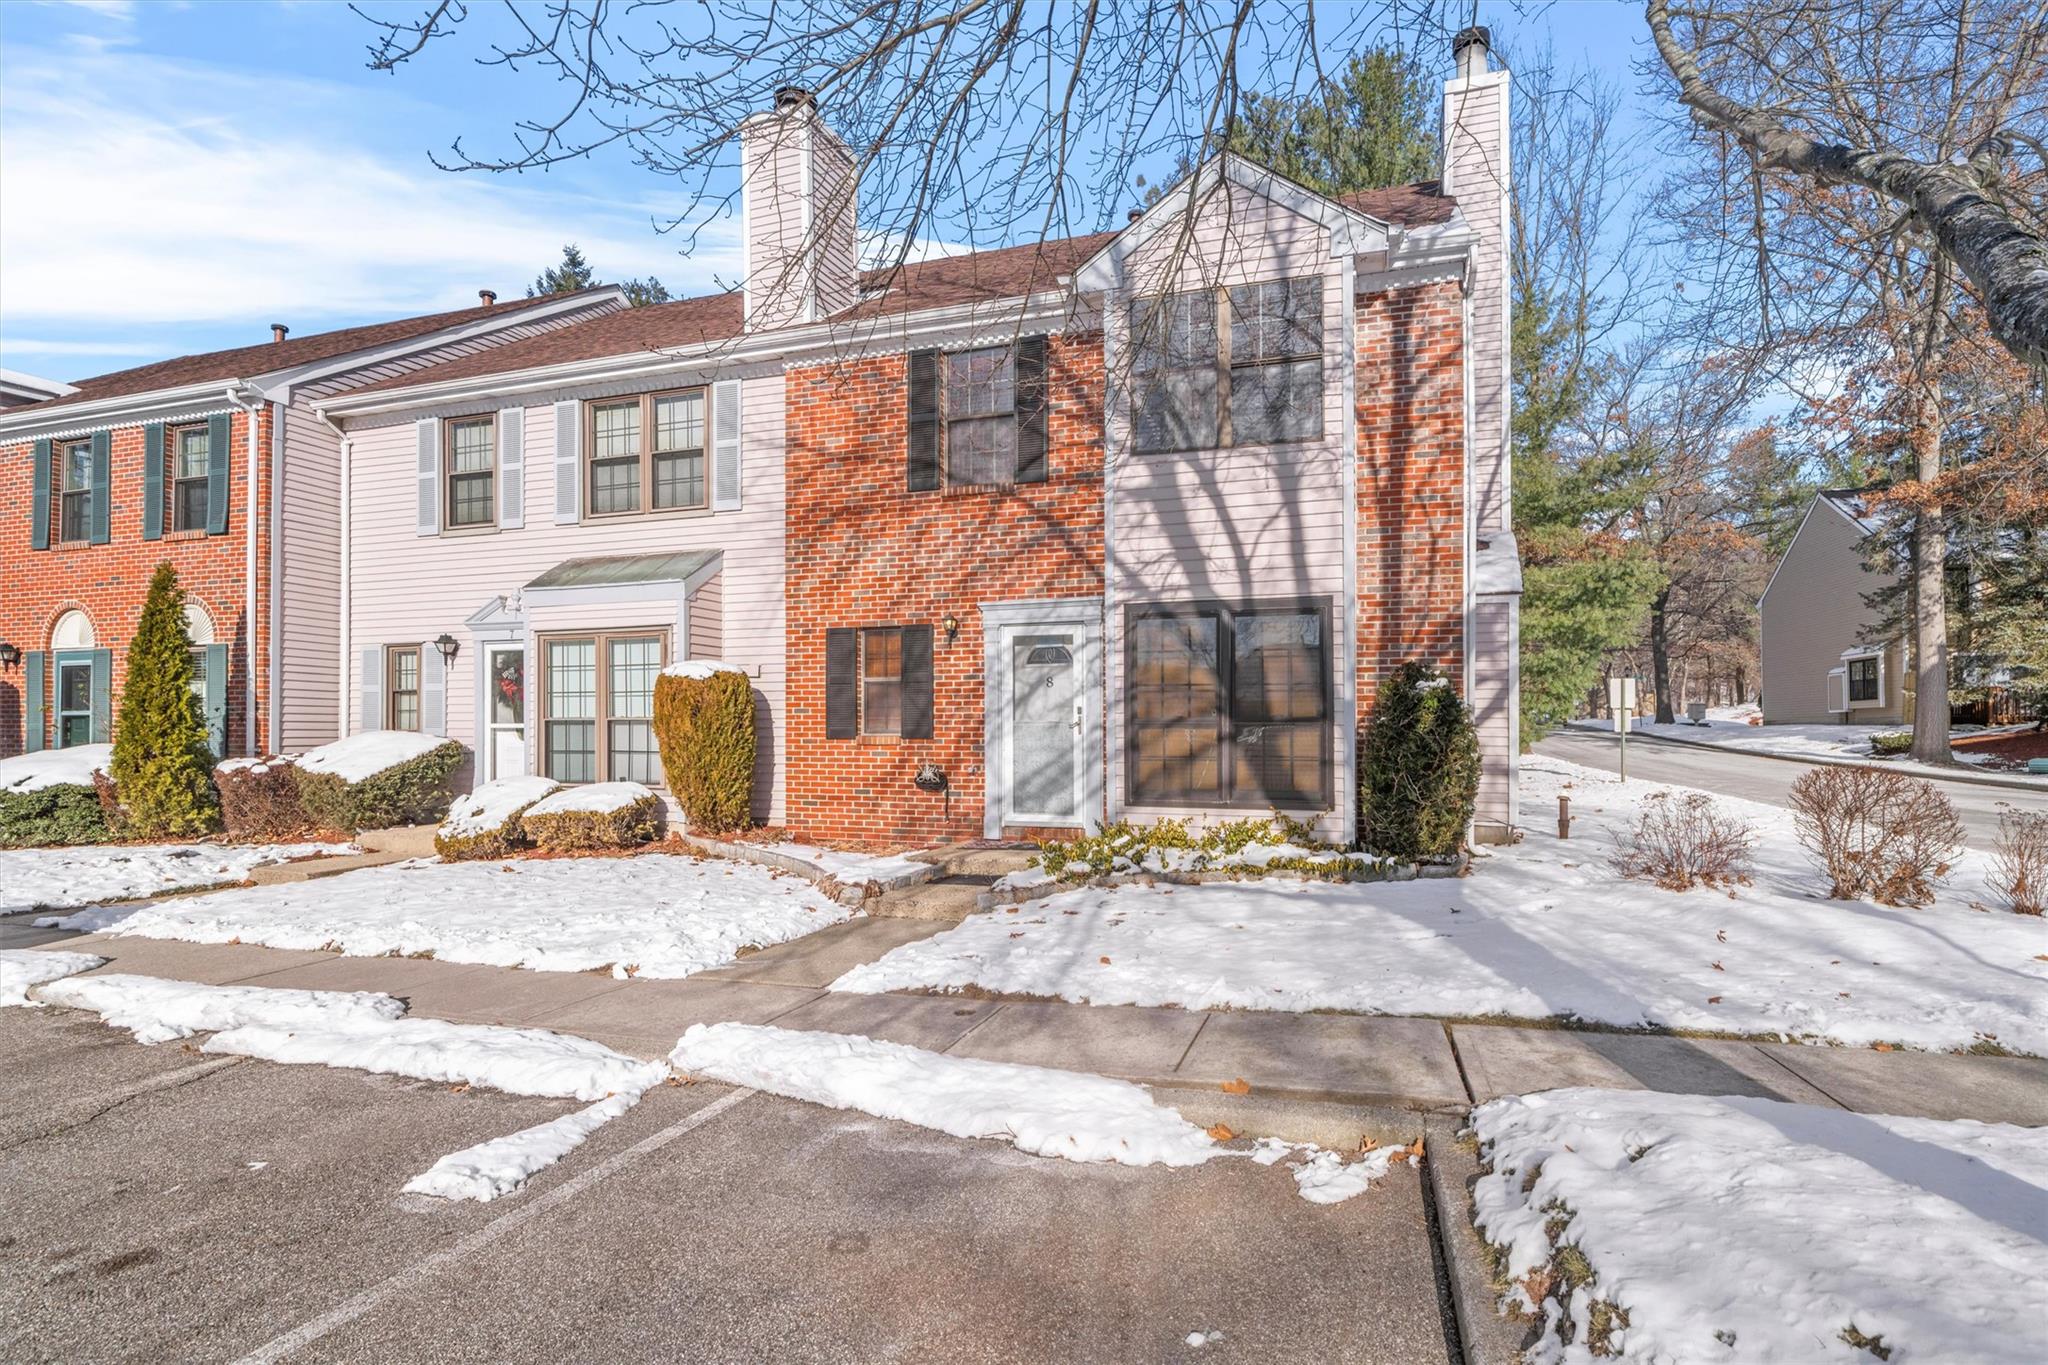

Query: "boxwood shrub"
left=434, top=775, right=561, bottom=861
left=520, top=783, right=665, bottom=852
left=1359, top=661, right=1480, bottom=858
left=652, top=664, right=757, bottom=834
left=295, top=740, right=467, bottom=833
left=0, top=784, right=111, bottom=848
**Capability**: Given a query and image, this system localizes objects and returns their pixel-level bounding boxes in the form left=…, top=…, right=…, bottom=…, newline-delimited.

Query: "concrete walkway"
left=28, top=917, right=2048, bottom=1129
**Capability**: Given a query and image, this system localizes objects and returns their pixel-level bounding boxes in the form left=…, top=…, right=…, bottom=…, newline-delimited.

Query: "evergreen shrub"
left=652, top=664, right=757, bottom=834
left=109, top=563, right=219, bottom=839
left=1359, top=661, right=1481, bottom=858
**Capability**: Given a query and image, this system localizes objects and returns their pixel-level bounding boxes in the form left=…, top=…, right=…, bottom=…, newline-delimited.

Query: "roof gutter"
left=0, top=380, right=247, bottom=443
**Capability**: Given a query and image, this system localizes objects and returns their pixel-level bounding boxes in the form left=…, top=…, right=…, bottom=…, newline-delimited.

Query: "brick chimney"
left=479, top=289, right=497, bottom=308
left=270, top=323, right=289, bottom=344
left=739, top=86, right=858, bottom=329
left=1443, top=26, right=1511, bottom=532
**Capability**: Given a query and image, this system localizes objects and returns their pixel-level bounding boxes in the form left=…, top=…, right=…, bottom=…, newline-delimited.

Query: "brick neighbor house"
left=0, top=288, right=627, bottom=761
left=310, top=26, right=1521, bottom=847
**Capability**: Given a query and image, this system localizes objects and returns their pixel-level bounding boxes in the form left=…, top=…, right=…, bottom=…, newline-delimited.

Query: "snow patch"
left=0, top=744, right=110, bottom=794
left=294, top=730, right=447, bottom=784
left=659, top=659, right=748, bottom=680
left=440, top=776, right=561, bottom=839
left=38, top=973, right=404, bottom=1045
left=669, top=1022, right=1218, bottom=1168
left=0, top=949, right=105, bottom=1007
left=1472, top=1087, right=2048, bottom=1364
left=4, top=842, right=353, bottom=917
left=523, top=781, right=654, bottom=817
left=403, top=1093, right=638, bottom=1202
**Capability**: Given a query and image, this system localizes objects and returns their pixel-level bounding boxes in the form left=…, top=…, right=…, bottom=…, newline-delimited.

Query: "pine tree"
left=111, top=563, right=219, bottom=838
left=621, top=276, right=671, bottom=307
left=529, top=243, right=596, bottom=297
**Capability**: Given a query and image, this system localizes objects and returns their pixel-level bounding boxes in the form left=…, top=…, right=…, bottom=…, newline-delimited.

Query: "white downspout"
left=316, top=408, right=350, bottom=739
left=228, top=385, right=264, bottom=757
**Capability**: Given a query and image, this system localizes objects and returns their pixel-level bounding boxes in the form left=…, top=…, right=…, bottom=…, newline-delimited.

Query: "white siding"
left=342, top=367, right=788, bottom=823
left=1443, top=68, right=1510, bottom=531
left=688, top=572, right=724, bottom=659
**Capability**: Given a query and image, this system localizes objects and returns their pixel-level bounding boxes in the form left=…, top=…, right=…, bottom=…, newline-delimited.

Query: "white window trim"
left=1840, top=647, right=1886, bottom=709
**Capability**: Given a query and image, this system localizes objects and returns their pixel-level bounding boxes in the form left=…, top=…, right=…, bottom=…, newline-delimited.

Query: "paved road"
left=0, top=1009, right=1457, bottom=1365
left=1536, top=728, right=2047, bottom=849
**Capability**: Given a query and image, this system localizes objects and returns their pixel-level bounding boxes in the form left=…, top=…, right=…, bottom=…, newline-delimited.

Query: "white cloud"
left=0, top=45, right=739, bottom=343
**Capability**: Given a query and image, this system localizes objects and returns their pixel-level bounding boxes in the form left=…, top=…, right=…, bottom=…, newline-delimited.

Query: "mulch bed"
left=1952, top=726, right=2048, bottom=770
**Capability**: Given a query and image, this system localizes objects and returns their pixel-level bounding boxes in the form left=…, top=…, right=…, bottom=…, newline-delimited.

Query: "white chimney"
left=1443, top=26, right=1511, bottom=532
left=739, top=86, right=858, bottom=330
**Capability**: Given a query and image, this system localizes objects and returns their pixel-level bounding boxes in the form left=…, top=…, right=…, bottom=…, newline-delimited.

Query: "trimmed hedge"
left=652, top=666, right=757, bottom=834
left=0, top=785, right=111, bottom=848
left=522, top=785, right=665, bottom=852
left=217, top=760, right=323, bottom=842
left=1869, top=731, right=1912, bottom=756
left=1359, top=661, right=1481, bottom=859
left=435, top=776, right=561, bottom=861
left=295, top=740, right=467, bottom=833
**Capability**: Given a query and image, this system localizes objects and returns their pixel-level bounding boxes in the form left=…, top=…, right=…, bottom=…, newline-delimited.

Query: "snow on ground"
left=524, top=781, right=655, bottom=816
left=1470, top=1087, right=2048, bottom=1364
left=1567, top=711, right=2043, bottom=782
left=404, top=1094, right=637, bottom=1202
left=767, top=843, right=931, bottom=885
left=38, top=973, right=404, bottom=1044
left=671, top=1022, right=1219, bottom=1167
left=294, top=729, right=447, bottom=783
left=38, top=853, right=852, bottom=978
left=0, top=744, right=111, bottom=793
left=835, top=757, right=2048, bottom=1054
left=0, top=841, right=354, bottom=916
left=0, top=949, right=105, bottom=1007
left=440, top=776, right=560, bottom=838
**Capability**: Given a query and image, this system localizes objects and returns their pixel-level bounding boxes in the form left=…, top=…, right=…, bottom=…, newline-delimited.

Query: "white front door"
left=484, top=645, right=527, bottom=780
left=1003, top=628, right=1084, bottom=826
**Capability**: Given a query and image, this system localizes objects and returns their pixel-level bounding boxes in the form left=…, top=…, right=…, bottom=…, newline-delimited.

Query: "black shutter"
left=206, top=412, right=231, bottom=535
left=142, top=423, right=164, bottom=541
left=906, top=349, right=940, bottom=491
left=1013, top=335, right=1048, bottom=483
left=900, top=625, right=933, bottom=740
left=825, top=628, right=857, bottom=739
left=30, top=438, right=50, bottom=549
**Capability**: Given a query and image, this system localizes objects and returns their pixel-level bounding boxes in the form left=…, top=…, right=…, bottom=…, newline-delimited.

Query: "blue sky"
left=0, top=0, right=1657, bottom=385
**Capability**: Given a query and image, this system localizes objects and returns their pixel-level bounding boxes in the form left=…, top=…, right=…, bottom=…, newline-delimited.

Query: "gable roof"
left=24, top=287, right=622, bottom=413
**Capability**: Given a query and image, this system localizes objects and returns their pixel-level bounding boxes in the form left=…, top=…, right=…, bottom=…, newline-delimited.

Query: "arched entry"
left=184, top=602, right=229, bottom=759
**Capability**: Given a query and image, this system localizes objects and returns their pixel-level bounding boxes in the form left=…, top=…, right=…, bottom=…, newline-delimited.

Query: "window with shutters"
left=539, top=629, right=669, bottom=783
left=583, top=388, right=709, bottom=518
left=1126, top=600, right=1330, bottom=808
left=859, top=628, right=904, bottom=737
left=171, top=425, right=210, bottom=532
left=944, top=346, right=1016, bottom=485
left=385, top=646, right=422, bottom=732
left=444, top=416, right=496, bottom=529
left=59, top=440, right=91, bottom=543
left=1129, top=276, right=1324, bottom=453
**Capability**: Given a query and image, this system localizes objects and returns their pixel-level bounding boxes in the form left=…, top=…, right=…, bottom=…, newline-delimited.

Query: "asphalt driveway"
left=0, top=1009, right=1457, bottom=1365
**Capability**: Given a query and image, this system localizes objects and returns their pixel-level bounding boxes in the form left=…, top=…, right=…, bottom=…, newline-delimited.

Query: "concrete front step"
left=357, top=824, right=440, bottom=857
left=868, top=877, right=990, bottom=921
left=912, top=843, right=1040, bottom=879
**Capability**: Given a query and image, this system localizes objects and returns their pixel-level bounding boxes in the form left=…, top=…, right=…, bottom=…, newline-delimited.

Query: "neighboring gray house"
left=0, top=369, right=75, bottom=409
left=1758, top=490, right=1911, bottom=725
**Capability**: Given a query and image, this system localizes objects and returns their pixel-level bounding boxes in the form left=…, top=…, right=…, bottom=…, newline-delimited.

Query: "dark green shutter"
left=204, top=642, right=228, bottom=760
left=825, top=628, right=857, bottom=739
left=900, top=625, right=933, bottom=740
left=89, top=431, right=111, bottom=544
left=1013, top=336, right=1048, bottom=483
left=143, top=422, right=165, bottom=540
left=30, top=438, right=51, bottom=549
left=23, top=650, right=45, bottom=752
left=88, top=648, right=112, bottom=743
left=206, top=413, right=231, bottom=535
left=906, top=349, right=940, bottom=491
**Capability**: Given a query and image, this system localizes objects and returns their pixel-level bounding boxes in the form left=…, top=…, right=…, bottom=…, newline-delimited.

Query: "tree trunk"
left=1650, top=587, right=1675, bottom=724
left=1909, top=368, right=1952, bottom=764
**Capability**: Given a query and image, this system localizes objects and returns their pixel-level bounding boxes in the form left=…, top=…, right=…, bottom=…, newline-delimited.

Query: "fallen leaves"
left=1221, top=1077, right=1251, bottom=1095
left=1207, top=1122, right=1236, bottom=1141
left=1099, top=956, right=1112, bottom=965
left=1711, top=961, right=1724, bottom=972
left=1874, top=1043, right=1896, bottom=1052
left=1707, top=995, right=1723, bottom=1004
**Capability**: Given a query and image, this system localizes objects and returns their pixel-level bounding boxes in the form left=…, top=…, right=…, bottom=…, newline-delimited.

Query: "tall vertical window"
left=445, top=417, right=496, bottom=528
left=1129, top=276, right=1323, bottom=452
left=945, top=346, right=1016, bottom=485
left=588, top=401, right=642, bottom=515
left=59, top=440, right=91, bottom=543
left=860, top=628, right=904, bottom=736
left=172, top=425, right=210, bottom=531
left=542, top=631, right=668, bottom=782
left=385, top=645, right=422, bottom=732
left=56, top=661, right=93, bottom=748
left=1847, top=655, right=1880, bottom=703
left=1126, top=601, right=1329, bottom=808
left=652, top=390, right=706, bottom=510
left=585, top=389, right=711, bottom=517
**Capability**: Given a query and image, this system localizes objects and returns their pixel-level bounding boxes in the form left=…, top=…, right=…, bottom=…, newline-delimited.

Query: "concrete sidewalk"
left=27, top=917, right=2048, bottom=1128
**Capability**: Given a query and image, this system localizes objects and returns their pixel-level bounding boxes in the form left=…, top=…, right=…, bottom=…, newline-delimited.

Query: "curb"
left=1562, top=725, right=2045, bottom=793
left=977, top=854, right=1471, bottom=912
left=1421, top=1112, right=1533, bottom=1365
left=673, top=833, right=935, bottom=908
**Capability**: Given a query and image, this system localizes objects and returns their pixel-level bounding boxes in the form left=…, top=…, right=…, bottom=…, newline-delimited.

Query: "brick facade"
left=1355, top=279, right=1468, bottom=727
left=0, top=409, right=272, bottom=757
left=784, top=335, right=1107, bottom=842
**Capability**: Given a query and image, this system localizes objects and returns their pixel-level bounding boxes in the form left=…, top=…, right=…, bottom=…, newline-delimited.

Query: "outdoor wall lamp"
left=942, top=614, right=959, bottom=643
left=0, top=642, right=18, bottom=670
left=434, top=633, right=460, bottom=666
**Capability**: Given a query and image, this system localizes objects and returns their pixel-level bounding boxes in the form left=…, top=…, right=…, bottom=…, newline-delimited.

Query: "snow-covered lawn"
left=1471, top=1087, right=2048, bottom=1364
left=0, top=841, right=355, bottom=916
left=835, top=758, right=2048, bottom=1054
left=40, top=852, right=853, bottom=979
left=0, top=949, right=106, bottom=1007
left=1568, top=709, right=2043, bottom=781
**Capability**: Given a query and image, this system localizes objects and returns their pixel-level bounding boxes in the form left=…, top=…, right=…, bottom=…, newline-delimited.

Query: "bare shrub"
left=1991, top=808, right=2048, bottom=916
left=216, top=760, right=322, bottom=843
left=1789, top=767, right=1964, bottom=907
left=1611, top=791, right=1754, bottom=891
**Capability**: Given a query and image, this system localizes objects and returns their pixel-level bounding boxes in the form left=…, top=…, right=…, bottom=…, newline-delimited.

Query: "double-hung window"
left=59, top=440, right=91, bottom=543
left=1127, top=600, right=1330, bottom=808
left=445, top=417, right=496, bottom=528
left=172, top=425, right=209, bottom=532
left=945, top=346, right=1016, bottom=485
left=1847, top=655, right=1880, bottom=704
left=585, top=389, right=708, bottom=517
left=860, top=628, right=904, bottom=737
left=1129, top=276, right=1323, bottom=452
left=541, top=631, right=667, bottom=783
left=385, top=646, right=422, bottom=732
